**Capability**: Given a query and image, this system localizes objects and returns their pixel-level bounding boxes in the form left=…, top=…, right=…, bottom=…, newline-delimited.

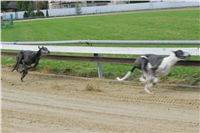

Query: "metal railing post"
left=94, top=53, right=103, bottom=78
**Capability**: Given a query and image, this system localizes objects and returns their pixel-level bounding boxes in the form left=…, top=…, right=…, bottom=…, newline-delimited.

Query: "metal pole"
left=94, top=53, right=103, bottom=78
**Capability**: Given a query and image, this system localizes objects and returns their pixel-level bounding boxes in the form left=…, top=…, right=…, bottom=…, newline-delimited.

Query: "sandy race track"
left=1, top=68, right=200, bottom=133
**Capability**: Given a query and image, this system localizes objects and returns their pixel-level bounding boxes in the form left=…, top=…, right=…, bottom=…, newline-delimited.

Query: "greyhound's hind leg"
left=12, top=53, right=23, bottom=72
left=21, top=69, right=28, bottom=82
left=143, top=72, right=155, bottom=94
left=20, top=60, right=29, bottom=81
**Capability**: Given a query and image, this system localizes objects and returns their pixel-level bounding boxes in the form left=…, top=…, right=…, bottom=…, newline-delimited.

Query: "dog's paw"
left=139, top=77, right=146, bottom=82
left=153, top=78, right=159, bottom=83
left=144, top=88, right=154, bottom=95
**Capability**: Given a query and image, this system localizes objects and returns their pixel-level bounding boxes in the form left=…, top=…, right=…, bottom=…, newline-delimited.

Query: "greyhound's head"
left=38, top=46, right=50, bottom=55
left=173, top=50, right=191, bottom=60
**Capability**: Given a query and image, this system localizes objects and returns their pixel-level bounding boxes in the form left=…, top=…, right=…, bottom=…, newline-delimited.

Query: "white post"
left=94, top=53, right=103, bottom=78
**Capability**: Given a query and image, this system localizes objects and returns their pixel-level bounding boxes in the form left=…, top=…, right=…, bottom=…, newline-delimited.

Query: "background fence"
left=1, top=2, right=199, bottom=20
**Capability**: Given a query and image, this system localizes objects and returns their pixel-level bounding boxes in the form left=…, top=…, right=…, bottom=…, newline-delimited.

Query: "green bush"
left=28, top=10, right=35, bottom=17
left=75, top=3, right=81, bottom=15
left=23, top=11, right=28, bottom=18
left=36, top=10, right=44, bottom=17
left=23, top=10, right=44, bottom=19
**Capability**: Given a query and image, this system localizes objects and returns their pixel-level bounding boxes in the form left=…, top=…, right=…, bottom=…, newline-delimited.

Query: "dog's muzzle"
left=183, top=52, right=191, bottom=59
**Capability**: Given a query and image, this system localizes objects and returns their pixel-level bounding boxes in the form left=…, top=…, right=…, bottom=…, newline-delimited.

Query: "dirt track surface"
left=1, top=68, right=200, bottom=133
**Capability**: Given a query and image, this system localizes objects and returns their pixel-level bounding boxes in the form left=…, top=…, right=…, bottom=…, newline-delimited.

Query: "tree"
left=28, top=1, right=34, bottom=11
left=36, top=10, right=44, bottom=17
left=26, top=1, right=35, bottom=17
left=16, top=1, right=35, bottom=11
left=29, top=11, right=35, bottom=17
left=36, top=1, right=48, bottom=10
left=1, top=1, right=11, bottom=11
left=16, top=1, right=48, bottom=11
left=75, top=3, right=82, bottom=15
left=23, top=11, right=28, bottom=18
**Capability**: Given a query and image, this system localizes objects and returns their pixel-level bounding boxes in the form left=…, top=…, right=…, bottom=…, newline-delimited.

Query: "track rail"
left=1, top=40, right=200, bottom=45
left=2, top=52, right=200, bottom=66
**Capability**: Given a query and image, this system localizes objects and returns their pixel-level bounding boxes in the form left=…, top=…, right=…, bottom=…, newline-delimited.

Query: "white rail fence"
left=2, top=40, right=200, bottom=45
left=1, top=40, right=199, bottom=78
left=1, top=2, right=199, bottom=20
left=2, top=44, right=199, bottom=56
left=1, top=40, right=200, bottom=56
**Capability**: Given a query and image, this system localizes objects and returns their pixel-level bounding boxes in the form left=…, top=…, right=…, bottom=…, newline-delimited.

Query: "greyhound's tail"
left=116, top=66, right=136, bottom=81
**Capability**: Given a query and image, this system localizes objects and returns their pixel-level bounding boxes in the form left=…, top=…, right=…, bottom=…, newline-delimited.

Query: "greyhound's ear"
left=38, top=46, right=41, bottom=49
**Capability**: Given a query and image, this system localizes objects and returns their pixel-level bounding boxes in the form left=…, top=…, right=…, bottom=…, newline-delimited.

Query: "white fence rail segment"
left=1, top=40, right=200, bottom=45
left=1, top=44, right=199, bottom=56
left=1, top=2, right=199, bottom=20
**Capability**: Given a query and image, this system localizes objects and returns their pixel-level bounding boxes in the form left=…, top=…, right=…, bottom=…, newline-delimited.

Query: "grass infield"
left=1, top=8, right=200, bottom=83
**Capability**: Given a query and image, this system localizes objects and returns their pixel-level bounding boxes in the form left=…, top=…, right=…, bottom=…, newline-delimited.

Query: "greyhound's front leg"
left=21, top=69, right=28, bottom=82
left=153, top=77, right=159, bottom=85
left=143, top=72, right=155, bottom=94
left=144, top=83, right=154, bottom=94
left=20, top=60, right=29, bottom=82
left=139, top=74, right=146, bottom=83
left=32, top=60, right=39, bottom=68
left=25, top=60, right=39, bottom=71
left=20, top=60, right=29, bottom=72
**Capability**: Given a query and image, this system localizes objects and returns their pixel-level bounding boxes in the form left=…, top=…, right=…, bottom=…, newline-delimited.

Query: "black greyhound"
left=12, top=46, right=50, bottom=81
